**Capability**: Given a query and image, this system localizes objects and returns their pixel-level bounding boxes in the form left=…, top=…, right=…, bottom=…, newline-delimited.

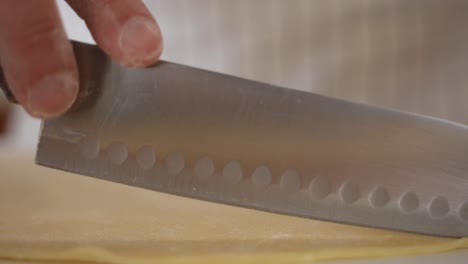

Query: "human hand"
left=0, top=0, right=163, bottom=118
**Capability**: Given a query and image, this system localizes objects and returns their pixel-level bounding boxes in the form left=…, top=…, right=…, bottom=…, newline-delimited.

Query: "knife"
left=1, top=41, right=467, bottom=238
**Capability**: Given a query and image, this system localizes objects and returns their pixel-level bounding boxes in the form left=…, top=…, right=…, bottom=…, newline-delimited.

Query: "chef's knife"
left=1, top=41, right=467, bottom=237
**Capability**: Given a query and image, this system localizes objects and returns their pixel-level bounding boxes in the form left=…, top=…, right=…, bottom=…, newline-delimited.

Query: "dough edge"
left=0, top=238, right=467, bottom=264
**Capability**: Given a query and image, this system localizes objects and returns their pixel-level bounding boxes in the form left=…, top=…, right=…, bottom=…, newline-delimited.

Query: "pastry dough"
left=0, top=155, right=467, bottom=263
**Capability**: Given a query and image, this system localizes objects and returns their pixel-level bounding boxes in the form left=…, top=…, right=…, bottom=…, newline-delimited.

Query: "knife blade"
left=2, top=41, right=468, bottom=237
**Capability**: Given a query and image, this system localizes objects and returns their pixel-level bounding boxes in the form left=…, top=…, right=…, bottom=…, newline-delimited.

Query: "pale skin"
left=0, top=0, right=163, bottom=118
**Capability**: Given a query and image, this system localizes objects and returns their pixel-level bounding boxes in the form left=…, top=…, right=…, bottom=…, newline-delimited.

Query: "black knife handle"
left=0, top=65, right=17, bottom=104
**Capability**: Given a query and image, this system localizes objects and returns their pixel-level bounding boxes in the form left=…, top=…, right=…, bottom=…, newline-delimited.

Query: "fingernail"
left=119, top=17, right=162, bottom=67
left=26, top=73, right=78, bottom=118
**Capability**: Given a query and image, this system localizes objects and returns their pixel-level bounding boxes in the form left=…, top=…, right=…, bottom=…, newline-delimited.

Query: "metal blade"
left=36, top=41, right=468, bottom=237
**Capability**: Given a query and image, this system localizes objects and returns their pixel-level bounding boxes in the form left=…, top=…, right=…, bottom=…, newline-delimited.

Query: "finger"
left=0, top=0, right=78, bottom=119
left=66, top=0, right=163, bottom=67
left=0, top=0, right=78, bottom=118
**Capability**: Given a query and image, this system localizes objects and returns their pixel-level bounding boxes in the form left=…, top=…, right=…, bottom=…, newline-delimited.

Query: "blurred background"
left=2, top=0, right=468, bottom=157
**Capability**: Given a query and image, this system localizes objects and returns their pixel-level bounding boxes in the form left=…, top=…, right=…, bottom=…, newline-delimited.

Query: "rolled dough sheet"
left=0, top=156, right=467, bottom=264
